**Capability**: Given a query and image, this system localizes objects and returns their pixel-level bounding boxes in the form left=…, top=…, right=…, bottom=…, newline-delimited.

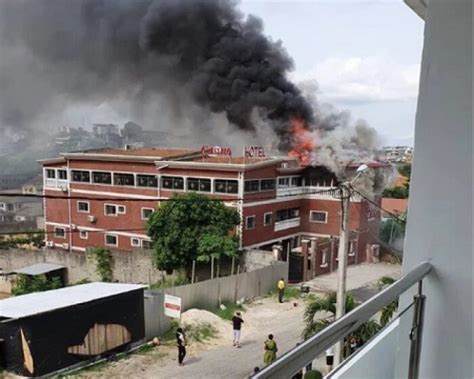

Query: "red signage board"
left=201, top=145, right=232, bottom=157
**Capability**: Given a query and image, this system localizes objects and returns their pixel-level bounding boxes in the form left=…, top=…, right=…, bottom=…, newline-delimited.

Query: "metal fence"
left=143, top=261, right=288, bottom=340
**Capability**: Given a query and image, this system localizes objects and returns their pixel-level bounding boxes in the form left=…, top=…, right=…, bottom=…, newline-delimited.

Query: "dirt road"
left=82, top=296, right=318, bottom=379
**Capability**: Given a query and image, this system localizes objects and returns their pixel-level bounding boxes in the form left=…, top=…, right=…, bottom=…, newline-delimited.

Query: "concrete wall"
left=0, top=247, right=163, bottom=284
left=143, top=261, right=288, bottom=340
left=396, top=1, right=473, bottom=378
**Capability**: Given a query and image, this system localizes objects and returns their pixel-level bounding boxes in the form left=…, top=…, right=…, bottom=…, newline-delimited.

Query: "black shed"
left=0, top=282, right=145, bottom=377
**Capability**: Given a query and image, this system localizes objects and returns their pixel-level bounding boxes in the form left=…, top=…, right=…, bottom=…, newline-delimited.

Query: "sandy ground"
left=72, top=296, right=318, bottom=379
left=304, top=263, right=401, bottom=292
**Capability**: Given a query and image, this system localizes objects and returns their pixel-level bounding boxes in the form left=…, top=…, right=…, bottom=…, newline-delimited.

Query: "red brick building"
left=40, top=147, right=381, bottom=280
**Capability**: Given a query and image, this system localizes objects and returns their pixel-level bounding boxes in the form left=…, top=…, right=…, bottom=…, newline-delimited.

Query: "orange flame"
left=288, top=117, right=315, bottom=166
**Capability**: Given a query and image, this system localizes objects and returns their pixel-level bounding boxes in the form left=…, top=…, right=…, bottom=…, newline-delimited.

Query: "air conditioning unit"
left=281, top=162, right=289, bottom=168
left=87, top=215, right=97, bottom=223
left=62, top=243, right=69, bottom=250
left=60, top=185, right=68, bottom=193
left=45, top=241, right=54, bottom=248
left=71, top=224, right=77, bottom=230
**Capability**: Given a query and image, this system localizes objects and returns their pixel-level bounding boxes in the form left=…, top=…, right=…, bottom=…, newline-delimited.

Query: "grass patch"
left=185, top=322, right=218, bottom=343
left=269, top=286, right=302, bottom=300
left=149, top=275, right=190, bottom=290
left=214, top=301, right=245, bottom=320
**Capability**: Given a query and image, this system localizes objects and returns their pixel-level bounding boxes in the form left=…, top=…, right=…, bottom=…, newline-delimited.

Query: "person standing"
left=325, top=345, right=335, bottom=373
left=232, top=311, right=244, bottom=347
left=176, top=327, right=186, bottom=366
left=277, top=278, right=286, bottom=303
left=263, top=334, right=278, bottom=365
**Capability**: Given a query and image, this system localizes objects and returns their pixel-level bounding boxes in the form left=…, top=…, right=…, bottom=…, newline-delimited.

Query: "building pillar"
left=301, top=239, right=310, bottom=282
left=309, top=238, right=318, bottom=279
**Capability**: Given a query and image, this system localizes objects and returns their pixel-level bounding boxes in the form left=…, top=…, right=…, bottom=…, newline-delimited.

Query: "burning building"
left=40, top=145, right=383, bottom=282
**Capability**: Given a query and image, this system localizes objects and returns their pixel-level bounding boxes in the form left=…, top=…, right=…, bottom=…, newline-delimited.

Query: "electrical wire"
left=0, top=227, right=148, bottom=236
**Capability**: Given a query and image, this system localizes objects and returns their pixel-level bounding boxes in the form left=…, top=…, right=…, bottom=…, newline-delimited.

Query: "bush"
left=88, top=247, right=113, bottom=282
left=214, top=302, right=245, bottom=320
left=184, top=322, right=218, bottom=343
left=13, top=274, right=63, bottom=296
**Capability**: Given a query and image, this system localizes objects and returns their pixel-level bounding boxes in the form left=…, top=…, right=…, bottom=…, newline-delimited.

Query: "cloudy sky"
left=240, top=0, right=424, bottom=146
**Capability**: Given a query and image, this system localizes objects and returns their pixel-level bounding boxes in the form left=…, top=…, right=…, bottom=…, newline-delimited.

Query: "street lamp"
left=334, top=164, right=369, bottom=366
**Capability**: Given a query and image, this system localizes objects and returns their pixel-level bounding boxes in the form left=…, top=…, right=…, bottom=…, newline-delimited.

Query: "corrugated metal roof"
left=13, top=263, right=65, bottom=276
left=0, top=282, right=145, bottom=319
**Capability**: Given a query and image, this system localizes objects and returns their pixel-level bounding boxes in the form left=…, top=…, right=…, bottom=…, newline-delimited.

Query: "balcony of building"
left=274, top=217, right=301, bottom=231
left=253, top=0, right=472, bottom=378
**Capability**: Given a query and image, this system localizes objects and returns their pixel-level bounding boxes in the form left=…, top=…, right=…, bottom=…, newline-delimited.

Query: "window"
left=114, top=173, right=135, bottom=186
left=117, top=205, right=126, bottom=214
left=142, top=240, right=152, bottom=249
left=54, top=227, right=65, bottom=238
left=244, top=180, right=259, bottom=192
left=104, top=204, right=117, bottom=216
left=105, top=234, right=118, bottom=247
left=321, top=249, right=328, bottom=267
left=142, top=208, right=154, bottom=220
left=246, top=215, right=256, bottom=230
left=79, top=230, right=88, bottom=239
left=214, top=180, right=239, bottom=194
left=77, top=201, right=89, bottom=213
left=187, top=177, right=211, bottom=192
left=291, top=177, right=303, bottom=187
left=92, top=171, right=112, bottom=184
left=131, top=237, right=141, bottom=247
left=278, top=177, right=290, bottom=188
left=162, top=176, right=184, bottom=190
left=58, top=169, right=68, bottom=180
left=72, top=170, right=90, bottom=183
left=264, top=212, right=273, bottom=226
left=261, top=179, right=276, bottom=191
left=137, top=174, right=158, bottom=188
left=310, top=211, right=328, bottom=223
left=46, top=169, right=56, bottom=179
left=276, top=208, right=300, bottom=222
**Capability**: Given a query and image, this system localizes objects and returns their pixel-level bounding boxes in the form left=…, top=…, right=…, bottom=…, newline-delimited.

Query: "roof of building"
left=381, top=198, right=408, bottom=216
left=12, top=263, right=65, bottom=276
left=0, top=282, right=145, bottom=319
left=82, top=147, right=198, bottom=158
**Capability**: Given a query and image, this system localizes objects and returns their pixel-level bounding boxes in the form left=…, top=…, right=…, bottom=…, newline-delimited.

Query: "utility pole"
left=334, top=182, right=351, bottom=366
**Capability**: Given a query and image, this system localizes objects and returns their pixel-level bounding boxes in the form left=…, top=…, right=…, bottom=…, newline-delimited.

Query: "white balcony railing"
left=274, top=217, right=300, bottom=231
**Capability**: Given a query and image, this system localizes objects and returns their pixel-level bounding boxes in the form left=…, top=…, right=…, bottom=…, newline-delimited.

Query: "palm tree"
left=303, top=291, right=382, bottom=358
left=377, top=276, right=398, bottom=327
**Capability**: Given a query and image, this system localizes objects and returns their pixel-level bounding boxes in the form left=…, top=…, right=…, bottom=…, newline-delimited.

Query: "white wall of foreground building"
left=396, top=1, right=472, bottom=378
left=329, top=320, right=400, bottom=379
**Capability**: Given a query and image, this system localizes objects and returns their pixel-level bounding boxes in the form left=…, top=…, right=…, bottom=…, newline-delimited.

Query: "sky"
left=239, top=0, right=424, bottom=146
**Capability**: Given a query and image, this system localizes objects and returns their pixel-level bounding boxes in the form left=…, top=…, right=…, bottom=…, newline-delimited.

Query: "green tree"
left=88, top=247, right=113, bottom=282
left=146, top=192, right=240, bottom=275
left=377, top=276, right=398, bottom=327
left=380, top=215, right=406, bottom=245
left=13, top=274, right=63, bottom=296
left=382, top=186, right=409, bottom=199
left=303, top=292, right=383, bottom=355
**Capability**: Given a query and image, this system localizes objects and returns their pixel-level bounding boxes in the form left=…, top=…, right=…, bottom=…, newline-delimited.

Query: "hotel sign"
left=244, top=145, right=266, bottom=159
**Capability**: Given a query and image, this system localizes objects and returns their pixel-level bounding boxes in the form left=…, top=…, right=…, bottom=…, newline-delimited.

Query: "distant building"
left=381, top=146, right=413, bottom=163
left=0, top=193, right=44, bottom=239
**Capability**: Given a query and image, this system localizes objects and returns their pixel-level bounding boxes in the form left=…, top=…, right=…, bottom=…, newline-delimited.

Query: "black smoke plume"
left=0, top=0, right=314, bottom=148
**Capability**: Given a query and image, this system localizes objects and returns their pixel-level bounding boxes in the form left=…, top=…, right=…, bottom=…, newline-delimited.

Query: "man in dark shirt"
left=176, top=327, right=186, bottom=365
left=232, top=311, right=244, bottom=347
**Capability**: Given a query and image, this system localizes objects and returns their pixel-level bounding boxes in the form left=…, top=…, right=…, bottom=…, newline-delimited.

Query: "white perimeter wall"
left=396, top=1, right=473, bottom=378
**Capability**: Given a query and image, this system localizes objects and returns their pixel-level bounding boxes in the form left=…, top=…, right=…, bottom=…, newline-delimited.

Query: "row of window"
left=77, top=201, right=154, bottom=220
left=68, top=170, right=239, bottom=194
left=53, top=227, right=151, bottom=248
left=245, top=210, right=328, bottom=229
left=244, top=179, right=276, bottom=193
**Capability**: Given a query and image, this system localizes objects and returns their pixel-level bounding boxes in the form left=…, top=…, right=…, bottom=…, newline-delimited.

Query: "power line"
left=350, top=187, right=407, bottom=224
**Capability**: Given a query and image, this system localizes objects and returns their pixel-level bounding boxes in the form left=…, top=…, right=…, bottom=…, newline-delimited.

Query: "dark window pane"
left=92, top=171, right=112, bottom=184
left=261, top=179, right=276, bottom=190
left=162, top=176, right=173, bottom=189
left=215, top=180, right=227, bottom=193
left=72, top=170, right=90, bottom=183
left=137, top=175, right=158, bottom=188
left=244, top=180, right=259, bottom=192
left=187, top=178, right=199, bottom=191
left=58, top=170, right=67, bottom=180
left=46, top=169, right=56, bottom=179
left=227, top=180, right=238, bottom=193
left=114, top=173, right=134, bottom=186
left=311, top=211, right=327, bottom=222
left=174, top=177, right=184, bottom=189
left=199, top=179, right=211, bottom=192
